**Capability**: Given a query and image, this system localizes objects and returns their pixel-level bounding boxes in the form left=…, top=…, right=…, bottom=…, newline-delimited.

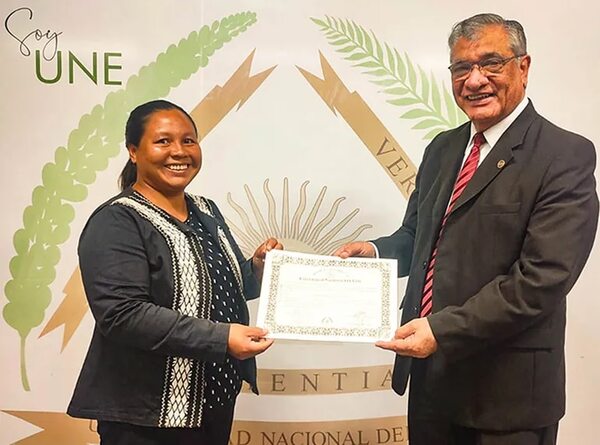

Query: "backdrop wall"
left=1, top=1, right=598, bottom=444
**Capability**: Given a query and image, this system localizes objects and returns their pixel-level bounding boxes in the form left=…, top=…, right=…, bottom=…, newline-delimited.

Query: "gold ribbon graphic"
left=298, top=52, right=416, bottom=199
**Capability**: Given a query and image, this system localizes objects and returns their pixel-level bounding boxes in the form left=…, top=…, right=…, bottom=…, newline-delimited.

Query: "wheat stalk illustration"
left=3, top=12, right=258, bottom=391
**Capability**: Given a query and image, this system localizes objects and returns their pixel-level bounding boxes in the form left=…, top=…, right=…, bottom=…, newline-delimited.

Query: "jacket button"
left=422, top=261, right=427, bottom=269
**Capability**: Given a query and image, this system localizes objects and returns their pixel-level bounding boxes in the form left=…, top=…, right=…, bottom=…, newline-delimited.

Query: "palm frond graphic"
left=311, top=16, right=467, bottom=139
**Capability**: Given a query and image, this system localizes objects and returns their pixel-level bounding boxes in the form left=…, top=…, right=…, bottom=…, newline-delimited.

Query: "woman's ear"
left=127, top=144, right=137, bottom=164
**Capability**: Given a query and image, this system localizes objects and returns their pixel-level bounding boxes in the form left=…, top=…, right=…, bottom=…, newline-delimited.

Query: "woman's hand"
left=252, top=237, right=283, bottom=280
left=227, top=324, right=274, bottom=360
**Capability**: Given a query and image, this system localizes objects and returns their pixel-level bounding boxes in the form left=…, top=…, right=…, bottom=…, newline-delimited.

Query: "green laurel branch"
left=311, top=16, right=467, bottom=139
left=3, top=11, right=258, bottom=391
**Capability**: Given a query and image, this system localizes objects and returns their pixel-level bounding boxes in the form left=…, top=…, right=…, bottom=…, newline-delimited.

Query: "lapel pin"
left=497, top=159, right=506, bottom=169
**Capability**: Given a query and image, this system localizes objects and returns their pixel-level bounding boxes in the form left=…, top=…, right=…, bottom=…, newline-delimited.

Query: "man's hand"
left=333, top=241, right=375, bottom=259
left=227, top=324, right=274, bottom=360
left=252, top=237, right=283, bottom=280
left=375, top=318, right=438, bottom=358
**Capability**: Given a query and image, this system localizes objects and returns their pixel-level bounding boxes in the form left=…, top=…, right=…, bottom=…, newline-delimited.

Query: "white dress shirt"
left=464, top=96, right=529, bottom=167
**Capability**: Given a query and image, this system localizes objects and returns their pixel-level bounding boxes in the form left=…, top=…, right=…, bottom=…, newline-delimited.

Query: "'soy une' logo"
left=5, top=6, right=122, bottom=85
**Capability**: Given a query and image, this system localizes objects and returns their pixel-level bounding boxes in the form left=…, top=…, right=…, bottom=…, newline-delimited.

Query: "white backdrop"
left=1, top=1, right=598, bottom=444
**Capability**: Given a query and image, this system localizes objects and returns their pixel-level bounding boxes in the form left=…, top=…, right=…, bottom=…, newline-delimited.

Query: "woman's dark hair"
left=118, top=100, right=198, bottom=190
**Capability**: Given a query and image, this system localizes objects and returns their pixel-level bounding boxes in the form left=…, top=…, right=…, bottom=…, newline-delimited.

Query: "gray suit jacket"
left=373, top=102, right=598, bottom=430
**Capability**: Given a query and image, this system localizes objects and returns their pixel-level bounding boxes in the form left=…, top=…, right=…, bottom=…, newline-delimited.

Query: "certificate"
left=256, top=250, right=398, bottom=342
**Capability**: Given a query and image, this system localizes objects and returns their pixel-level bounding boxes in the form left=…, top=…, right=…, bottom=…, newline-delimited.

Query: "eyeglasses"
left=448, top=55, right=525, bottom=81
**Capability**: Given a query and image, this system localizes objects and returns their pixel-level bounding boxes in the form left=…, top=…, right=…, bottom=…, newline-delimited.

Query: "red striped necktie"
left=420, top=132, right=485, bottom=317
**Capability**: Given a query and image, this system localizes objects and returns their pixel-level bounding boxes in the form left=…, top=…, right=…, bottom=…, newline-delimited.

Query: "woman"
left=67, top=99, right=281, bottom=444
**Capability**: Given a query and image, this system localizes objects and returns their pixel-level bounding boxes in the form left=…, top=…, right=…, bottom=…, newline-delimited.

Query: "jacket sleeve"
left=372, top=142, right=432, bottom=277
left=206, top=198, right=261, bottom=300
left=78, top=204, right=230, bottom=363
left=372, top=184, right=418, bottom=277
left=428, top=137, right=599, bottom=361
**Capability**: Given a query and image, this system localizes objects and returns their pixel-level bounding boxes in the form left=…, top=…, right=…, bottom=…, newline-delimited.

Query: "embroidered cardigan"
left=67, top=189, right=260, bottom=427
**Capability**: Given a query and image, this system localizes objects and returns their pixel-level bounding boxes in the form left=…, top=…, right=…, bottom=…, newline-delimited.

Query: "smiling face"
left=128, top=109, right=201, bottom=197
left=451, top=24, right=530, bottom=132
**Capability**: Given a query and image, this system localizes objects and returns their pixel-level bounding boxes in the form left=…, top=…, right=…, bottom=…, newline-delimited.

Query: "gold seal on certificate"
left=256, top=250, right=398, bottom=342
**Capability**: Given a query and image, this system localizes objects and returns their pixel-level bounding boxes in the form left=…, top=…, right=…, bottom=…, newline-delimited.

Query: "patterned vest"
left=112, top=192, right=244, bottom=427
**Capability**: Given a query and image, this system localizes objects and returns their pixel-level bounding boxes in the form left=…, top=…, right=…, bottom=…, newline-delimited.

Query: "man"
left=335, top=13, right=598, bottom=445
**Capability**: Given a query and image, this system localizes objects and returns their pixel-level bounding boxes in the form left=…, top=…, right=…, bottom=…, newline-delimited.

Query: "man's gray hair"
left=448, top=13, right=527, bottom=57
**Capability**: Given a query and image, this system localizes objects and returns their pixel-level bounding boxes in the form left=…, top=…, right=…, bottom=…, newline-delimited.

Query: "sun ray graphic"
left=225, top=178, right=372, bottom=256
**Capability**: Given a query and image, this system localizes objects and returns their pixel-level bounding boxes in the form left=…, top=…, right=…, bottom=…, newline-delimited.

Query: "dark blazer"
left=373, top=101, right=598, bottom=430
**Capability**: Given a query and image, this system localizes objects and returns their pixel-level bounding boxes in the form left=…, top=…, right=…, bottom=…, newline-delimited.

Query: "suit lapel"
left=449, top=102, right=538, bottom=215
left=450, top=141, right=514, bottom=214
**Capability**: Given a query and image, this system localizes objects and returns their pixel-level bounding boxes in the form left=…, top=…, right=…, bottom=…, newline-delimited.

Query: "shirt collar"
left=469, top=96, right=529, bottom=148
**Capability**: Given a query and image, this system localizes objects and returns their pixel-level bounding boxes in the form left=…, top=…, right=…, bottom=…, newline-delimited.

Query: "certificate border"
left=260, top=251, right=396, bottom=341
